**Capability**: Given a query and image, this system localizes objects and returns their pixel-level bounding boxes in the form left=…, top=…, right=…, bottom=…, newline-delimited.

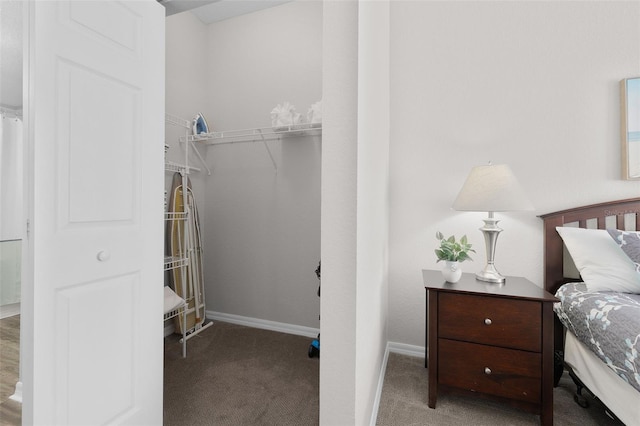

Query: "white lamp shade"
left=452, top=164, right=534, bottom=212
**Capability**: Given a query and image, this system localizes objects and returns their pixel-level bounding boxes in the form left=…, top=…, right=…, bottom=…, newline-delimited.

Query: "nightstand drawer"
left=439, top=292, right=541, bottom=352
left=438, top=339, right=541, bottom=404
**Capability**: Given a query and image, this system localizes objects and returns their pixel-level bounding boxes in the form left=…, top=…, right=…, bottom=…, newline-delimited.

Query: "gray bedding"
left=554, top=282, right=640, bottom=393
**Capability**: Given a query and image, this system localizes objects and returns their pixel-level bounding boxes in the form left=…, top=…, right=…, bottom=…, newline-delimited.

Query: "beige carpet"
left=0, top=316, right=628, bottom=425
left=163, top=321, right=320, bottom=425
left=376, top=352, right=624, bottom=426
left=166, top=322, right=625, bottom=426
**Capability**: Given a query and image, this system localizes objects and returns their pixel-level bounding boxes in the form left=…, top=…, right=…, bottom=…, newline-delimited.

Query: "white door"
left=22, top=0, right=164, bottom=424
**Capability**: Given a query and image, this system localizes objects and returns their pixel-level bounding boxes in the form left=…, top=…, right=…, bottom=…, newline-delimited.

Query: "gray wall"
left=165, top=10, right=208, bottom=215
left=166, top=2, right=322, bottom=329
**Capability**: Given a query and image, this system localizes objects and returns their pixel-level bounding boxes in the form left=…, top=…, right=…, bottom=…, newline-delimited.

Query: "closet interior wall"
left=165, top=10, right=207, bottom=207
left=166, top=1, right=322, bottom=331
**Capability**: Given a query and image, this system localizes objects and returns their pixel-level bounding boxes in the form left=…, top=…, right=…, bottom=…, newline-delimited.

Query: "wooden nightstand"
left=423, top=270, right=558, bottom=425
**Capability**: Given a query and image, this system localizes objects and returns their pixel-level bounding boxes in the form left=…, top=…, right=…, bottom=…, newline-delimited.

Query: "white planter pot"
left=442, top=261, right=462, bottom=283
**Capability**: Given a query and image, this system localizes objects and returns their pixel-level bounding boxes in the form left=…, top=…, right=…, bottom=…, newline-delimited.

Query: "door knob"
left=97, top=250, right=111, bottom=262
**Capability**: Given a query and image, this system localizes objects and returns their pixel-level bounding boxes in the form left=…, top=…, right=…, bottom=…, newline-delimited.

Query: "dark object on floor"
left=554, top=350, right=564, bottom=387
left=569, top=368, right=590, bottom=408
left=309, top=261, right=321, bottom=358
left=565, top=360, right=624, bottom=424
left=308, top=338, right=320, bottom=358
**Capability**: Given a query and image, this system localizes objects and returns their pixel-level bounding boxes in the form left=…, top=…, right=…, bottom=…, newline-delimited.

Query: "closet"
left=163, top=1, right=322, bottom=348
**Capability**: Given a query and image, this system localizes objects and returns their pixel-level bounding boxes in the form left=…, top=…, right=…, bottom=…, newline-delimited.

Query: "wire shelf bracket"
left=165, top=113, right=212, bottom=175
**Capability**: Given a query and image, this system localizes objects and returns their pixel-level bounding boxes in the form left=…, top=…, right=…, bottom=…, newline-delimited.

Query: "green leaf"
left=435, top=232, right=475, bottom=263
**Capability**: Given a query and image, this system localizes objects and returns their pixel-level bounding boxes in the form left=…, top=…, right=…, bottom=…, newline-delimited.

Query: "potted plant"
left=435, top=231, right=475, bottom=283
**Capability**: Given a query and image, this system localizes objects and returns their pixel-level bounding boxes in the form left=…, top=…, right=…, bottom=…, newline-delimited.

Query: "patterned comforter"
left=554, top=282, right=640, bottom=393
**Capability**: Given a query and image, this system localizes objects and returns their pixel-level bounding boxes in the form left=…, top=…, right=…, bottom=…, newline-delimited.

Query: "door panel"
left=58, top=59, right=138, bottom=224
left=64, top=2, right=142, bottom=56
left=55, top=274, right=138, bottom=424
left=25, top=1, right=164, bottom=424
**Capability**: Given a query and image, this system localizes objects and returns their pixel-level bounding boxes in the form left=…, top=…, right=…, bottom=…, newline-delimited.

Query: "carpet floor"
left=165, top=322, right=625, bottom=426
left=163, top=321, right=320, bottom=425
left=0, top=316, right=629, bottom=425
left=376, top=352, right=624, bottom=426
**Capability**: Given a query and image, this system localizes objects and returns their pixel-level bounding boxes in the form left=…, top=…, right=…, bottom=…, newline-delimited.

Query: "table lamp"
left=452, top=163, right=533, bottom=283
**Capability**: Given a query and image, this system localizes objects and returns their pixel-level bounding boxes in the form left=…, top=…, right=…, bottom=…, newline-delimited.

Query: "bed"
left=540, top=198, right=640, bottom=425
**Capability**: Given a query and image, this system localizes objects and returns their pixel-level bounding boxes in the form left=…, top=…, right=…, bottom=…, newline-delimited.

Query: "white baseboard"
left=0, top=303, right=20, bottom=319
left=387, top=341, right=425, bottom=359
left=9, top=381, right=22, bottom=403
left=205, top=310, right=320, bottom=338
left=164, top=321, right=175, bottom=337
left=370, top=343, right=391, bottom=426
left=370, top=342, right=425, bottom=425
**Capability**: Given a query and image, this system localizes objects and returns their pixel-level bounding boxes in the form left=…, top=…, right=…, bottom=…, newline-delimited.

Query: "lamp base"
left=475, top=264, right=506, bottom=284
left=477, top=214, right=506, bottom=284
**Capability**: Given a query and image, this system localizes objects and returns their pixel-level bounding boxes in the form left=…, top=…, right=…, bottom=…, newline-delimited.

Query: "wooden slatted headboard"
left=540, top=198, right=640, bottom=357
left=539, top=197, right=640, bottom=295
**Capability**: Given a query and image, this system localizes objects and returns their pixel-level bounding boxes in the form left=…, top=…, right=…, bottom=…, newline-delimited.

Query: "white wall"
left=0, top=0, right=23, bottom=109
left=165, top=11, right=208, bottom=208
left=199, top=1, right=322, bottom=328
left=320, top=1, right=390, bottom=424
left=0, top=240, right=21, bottom=307
left=355, top=1, right=390, bottom=423
left=320, top=2, right=358, bottom=422
left=0, top=116, right=23, bottom=240
left=165, top=11, right=208, bottom=124
left=388, top=1, right=640, bottom=347
left=205, top=2, right=322, bottom=131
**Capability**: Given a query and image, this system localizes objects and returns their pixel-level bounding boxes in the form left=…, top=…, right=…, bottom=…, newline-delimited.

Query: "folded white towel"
left=307, top=100, right=322, bottom=124
left=271, top=102, right=302, bottom=127
left=164, top=286, right=185, bottom=314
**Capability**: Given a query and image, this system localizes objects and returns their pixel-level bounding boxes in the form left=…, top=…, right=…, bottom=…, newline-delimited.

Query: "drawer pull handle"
left=484, top=318, right=492, bottom=325
left=484, top=367, right=492, bottom=375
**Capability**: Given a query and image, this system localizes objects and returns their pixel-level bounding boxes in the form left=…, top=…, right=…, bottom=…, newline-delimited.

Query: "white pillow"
left=556, top=226, right=640, bottom=293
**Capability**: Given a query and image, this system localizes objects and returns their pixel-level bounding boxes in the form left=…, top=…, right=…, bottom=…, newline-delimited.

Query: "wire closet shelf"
left=181, top=123, right=322, bottom=145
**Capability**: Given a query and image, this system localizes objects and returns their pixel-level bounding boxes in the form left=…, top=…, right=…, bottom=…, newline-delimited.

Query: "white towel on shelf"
left=164, top=286, right=185, bottom=314
left=307, top=100, right=322, bottom=125
left=271, top=102, right=302, bottom=127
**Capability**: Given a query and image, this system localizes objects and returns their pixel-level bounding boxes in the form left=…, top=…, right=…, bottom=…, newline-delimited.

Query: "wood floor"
left=0, top=315, right=20, bottom=426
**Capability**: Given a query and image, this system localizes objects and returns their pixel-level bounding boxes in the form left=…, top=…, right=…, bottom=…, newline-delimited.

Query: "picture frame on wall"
left=621, top=77, right=640, bottom=180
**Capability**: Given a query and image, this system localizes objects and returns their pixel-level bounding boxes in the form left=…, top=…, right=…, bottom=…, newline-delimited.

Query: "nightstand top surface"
left=423, top=269, right=558, bottom=302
